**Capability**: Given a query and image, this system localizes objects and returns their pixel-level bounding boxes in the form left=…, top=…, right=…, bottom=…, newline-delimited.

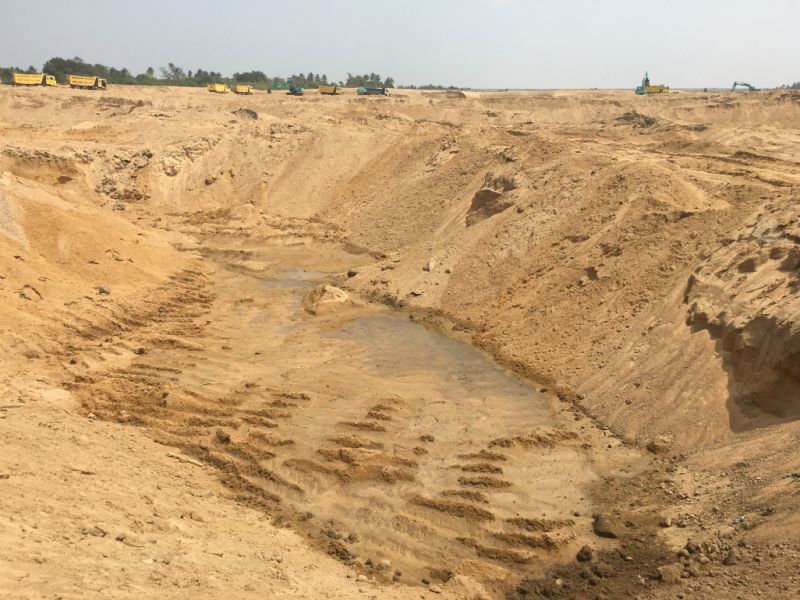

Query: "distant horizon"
left=1, top=61, right=792, bottom=92
left=1, top=1, right=798, bottom=89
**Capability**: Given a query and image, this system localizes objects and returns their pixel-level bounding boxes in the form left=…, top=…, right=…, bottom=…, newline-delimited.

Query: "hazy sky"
left=2, top=0, right=798, bottom=88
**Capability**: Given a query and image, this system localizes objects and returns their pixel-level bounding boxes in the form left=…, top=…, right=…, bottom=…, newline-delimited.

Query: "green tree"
left=160, top=63, right=185, bottom=80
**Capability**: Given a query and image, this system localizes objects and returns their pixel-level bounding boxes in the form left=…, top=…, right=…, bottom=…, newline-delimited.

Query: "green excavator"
left=732, top=81, right=759, bottom=92
left=270, top=81, right=305, bottom=96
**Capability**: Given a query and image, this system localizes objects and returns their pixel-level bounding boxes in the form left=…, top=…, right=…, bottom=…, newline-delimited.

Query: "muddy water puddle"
left=257, top=269, right=328, bottom=289
left=122, top=237, right=641, bottom=588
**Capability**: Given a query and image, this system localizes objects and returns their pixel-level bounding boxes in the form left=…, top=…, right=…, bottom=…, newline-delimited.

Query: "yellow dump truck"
left=319, top=85, right=343, bottom=95
left=232, top=84, right=253, bottom=95
left=11, top=72, right=57, bottom=87
left=67, top=74, right=108, bottom=90
left=208, top=83, right=230, bottom=94
left=635, top=72, right=669, bottom=95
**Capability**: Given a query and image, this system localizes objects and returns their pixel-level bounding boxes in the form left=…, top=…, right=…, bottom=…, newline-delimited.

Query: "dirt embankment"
left=1, top=85, right=800, bottom=599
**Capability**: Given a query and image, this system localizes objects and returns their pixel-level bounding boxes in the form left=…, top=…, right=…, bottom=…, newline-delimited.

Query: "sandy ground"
left=1, top=85, right=799, bottom=599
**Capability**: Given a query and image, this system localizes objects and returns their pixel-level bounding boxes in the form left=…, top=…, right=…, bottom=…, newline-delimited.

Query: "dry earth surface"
left=1, top=84, right=799, bottom=599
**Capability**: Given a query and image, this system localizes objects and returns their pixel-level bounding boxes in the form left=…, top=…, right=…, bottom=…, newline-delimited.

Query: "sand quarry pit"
left=1, top=85, right=799, bottom=599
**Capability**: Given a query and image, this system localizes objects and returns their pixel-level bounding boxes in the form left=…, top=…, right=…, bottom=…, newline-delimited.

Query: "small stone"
left=646, top=435, right=674, bottom=454
left=346, top=532, right=359, bottom=543
left=444, top=267, right=452, bottom=274
left=377, top=559, right=391, bottom=571
left=658, top=563, right=683, bottom=583
left=592, top=562, right=615, bottom=578
left=685, top=563, right=701, bottom=577
left=86, top=525, right=107, bottom=537
left=133, top=347, right=146, bottom=355
left=685, top=540, right=700, bottom=554
left=97, top=285, right=111, bottom=295
left=717, top=526, right=736, bottom=540
left=429, top=584, right=443, bottom=594
left=347, top=269, right=358, bottom=278
left=722, top=548, right=739, bottom=566
left=87, top=413, right=97, bottom=420
left=592, top=513, right=619, bottom=539
left=576, top=545, right=593, bottom=562
left=659, top=517, right=673, bottom=528
left=423, top=259, right=436, bottom=272
left=356, top=574, right=368, bottom=583
left=115, top=533, right=144, bottom=547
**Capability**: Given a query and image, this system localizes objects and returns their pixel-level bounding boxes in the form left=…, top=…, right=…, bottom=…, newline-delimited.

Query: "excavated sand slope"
left=1, top=86, right=799, bottom=599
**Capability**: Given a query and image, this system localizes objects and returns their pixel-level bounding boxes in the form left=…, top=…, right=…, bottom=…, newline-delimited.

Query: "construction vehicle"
left=635, top=72, right=669, bottom=95
left=732, top=81, right=759, bottom=92
left=319, top=85, right=343, bottom=95
left=67, top=74, right=108, bottom=90
left=232, top=84, right=254, bottom=95
left=10, top=72, right=57, bottom=87
left=269, top=81, right=304, bottom=96
left=207, top=83, right=230, bottom=94
left=357, top=87, right=389, bottom=96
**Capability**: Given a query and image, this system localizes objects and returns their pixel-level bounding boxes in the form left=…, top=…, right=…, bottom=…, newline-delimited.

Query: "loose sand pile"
left=1, top=85, right=799, bottom=599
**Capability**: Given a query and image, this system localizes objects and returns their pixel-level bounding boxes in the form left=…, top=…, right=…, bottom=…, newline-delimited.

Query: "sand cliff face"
left=686, top=199, right=800, bottom=429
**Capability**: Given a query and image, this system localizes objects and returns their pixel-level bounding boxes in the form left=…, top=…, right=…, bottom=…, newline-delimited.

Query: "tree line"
left=0, top=57, right=411, bottom=89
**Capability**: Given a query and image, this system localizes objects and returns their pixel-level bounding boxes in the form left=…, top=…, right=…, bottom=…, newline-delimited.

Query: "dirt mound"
left=614, top=110, right=657, bottom=128
left=233, top=107, right=259, bottom=120
left=423, top=90, right=467, bottom=99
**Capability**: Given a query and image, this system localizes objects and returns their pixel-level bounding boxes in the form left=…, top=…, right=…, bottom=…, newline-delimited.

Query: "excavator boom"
left=732, top=81, right=759, bottom=92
